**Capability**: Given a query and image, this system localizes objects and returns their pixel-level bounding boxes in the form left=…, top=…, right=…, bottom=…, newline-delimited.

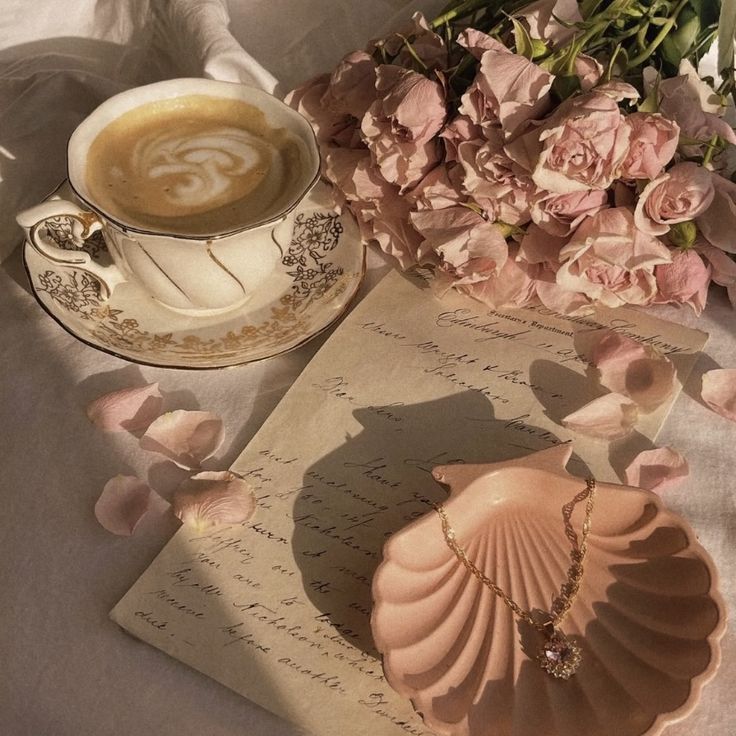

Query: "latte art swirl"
left=86, top=95, right=304, bottom=235
left=131, top=127, right=270, bottom=214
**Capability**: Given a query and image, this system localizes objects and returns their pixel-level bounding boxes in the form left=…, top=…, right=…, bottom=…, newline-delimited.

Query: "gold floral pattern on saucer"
left=24, top=182, right=365, bottom=369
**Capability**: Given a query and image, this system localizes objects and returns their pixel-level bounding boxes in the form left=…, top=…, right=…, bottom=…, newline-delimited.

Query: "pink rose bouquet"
left=287, top=0, right=736, bottom=316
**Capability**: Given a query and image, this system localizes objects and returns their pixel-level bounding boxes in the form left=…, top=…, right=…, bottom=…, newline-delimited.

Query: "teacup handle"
left=17, top=199, right=126, bottom=300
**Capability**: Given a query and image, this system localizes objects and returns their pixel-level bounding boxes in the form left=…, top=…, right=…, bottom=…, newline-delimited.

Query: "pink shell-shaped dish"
left=371, top=446, right=725, bottom=736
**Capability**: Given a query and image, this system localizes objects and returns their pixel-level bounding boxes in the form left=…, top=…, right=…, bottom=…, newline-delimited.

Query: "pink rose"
left=619, top=113, right=679, bottom=180
left=557, top=207, right=672, bottom=307
left=322, top=148, right=394, bottom=206
left=658, top=61, right=736, bottom=152
left=654, top=249, right=711, bottom=314
left=574, top=54, right=603, bottom=92
left=286, top=74, right=336, bottom=144
left=458, top=28, right=508, bottom=58
left=530, top=189, right=609, bottom=237
left=464, top=244, right=538, bottom=309
left=520, top=0, right=582, bottom=43
left=323, top=52, right=378, bottom=123
left=457, top=131, right=535, bottom=226
left=376, top=12, right=447, bottom=70
left=595, top=81, right=639, bottom=102
left=457, top=30, right=553, bottom=138
left=406, top=164, right=464, bottom=211
left=507, top=91, right=631, bottom=193
left=699, top=242, right=736, bottom=306
left=361, top=65, right=446, bottom=191
left=353, top=198, right=422, bottom=270
left=634, top=162, right=714, bottom=236
left=518, top=223, right=567, bottom=266
left=517, top=224, right=592, bottom=313
left=410, top=206, right=508, bottom=285
left=697, top=174, right=736, bottom=255
left=286, top=52, right=377, bottom=149
left=440, top=115, right=483, bottom=162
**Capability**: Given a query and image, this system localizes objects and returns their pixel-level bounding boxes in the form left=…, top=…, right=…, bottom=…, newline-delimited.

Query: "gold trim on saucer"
left=23, top=184, right=366, bottom=370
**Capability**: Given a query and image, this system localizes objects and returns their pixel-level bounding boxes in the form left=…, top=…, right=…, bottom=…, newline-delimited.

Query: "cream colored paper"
left=111, top=271, right=707, bottom=736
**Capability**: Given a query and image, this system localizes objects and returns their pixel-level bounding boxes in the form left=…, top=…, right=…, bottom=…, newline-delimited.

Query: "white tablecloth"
left=0, top=2, right=733, bottom=735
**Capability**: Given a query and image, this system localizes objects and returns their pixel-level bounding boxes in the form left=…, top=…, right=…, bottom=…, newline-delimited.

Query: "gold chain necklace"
left=433, top=477, right=596, bottom=680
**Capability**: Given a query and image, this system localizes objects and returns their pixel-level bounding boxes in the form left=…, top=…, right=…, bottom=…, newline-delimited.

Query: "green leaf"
left=638, top=92, right=659, bottom=112
left=638, top=88, right=660, bottom=112
left=690, top=0, right=720, bottom=28
left=530, top=38, right=549, bottom=60
left=551, top=75, right=582, bottom=102
left=660, top=6, right=701, bottom=69
left=607, top=45, right=629, bottom=80
left=510, top=16, right=535, bottom=59
left=579, top=0, right=604, bottom=20
left=718, top=0, right=736, bottom=74
left=638, top=69, right=661, bottom=113
left=668, top=221, right=698, bottom=249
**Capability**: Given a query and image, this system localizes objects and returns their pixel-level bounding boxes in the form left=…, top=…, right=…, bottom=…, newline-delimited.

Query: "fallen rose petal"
left=592, top=331, right=648, bottom=371
left=173, top=471, right=256, bottom=529
left=592, top=331, right=649, bottom=394
left=94, top=475, right=164, bottom=536
left=624, top=358, right=676, bottom=411
left=701, top=369, right=736, bottom=421
left=140, top=410, right=224, bottom=469
left=86, top=383, right=163, bottom=432
left=624, top=447, right=689, bottom=493
left=562, top=393, right=638, bottom=439
left=592, top=331, right=676, bottom=411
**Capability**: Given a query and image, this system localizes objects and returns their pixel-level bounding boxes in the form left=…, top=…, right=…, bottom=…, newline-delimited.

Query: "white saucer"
left=23, top=181, right=365, bottom=369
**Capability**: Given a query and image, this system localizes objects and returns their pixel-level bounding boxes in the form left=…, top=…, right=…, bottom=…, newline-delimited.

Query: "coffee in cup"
left=17, top=78, right=320, bottom=315
left=86, top=95, right=306, bottom=236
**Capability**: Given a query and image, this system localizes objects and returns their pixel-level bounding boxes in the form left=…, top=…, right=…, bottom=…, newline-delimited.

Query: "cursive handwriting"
left=435, top=309, right=533, bottom=342
left=358, top=693, right=431, bottom=735
left=312, top=376, right=405, bottom=426
left=147, top=588, right=205, bottom=619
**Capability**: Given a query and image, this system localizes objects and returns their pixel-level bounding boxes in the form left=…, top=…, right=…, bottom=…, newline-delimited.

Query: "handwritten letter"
left=112, top=271, right=707, bottom=736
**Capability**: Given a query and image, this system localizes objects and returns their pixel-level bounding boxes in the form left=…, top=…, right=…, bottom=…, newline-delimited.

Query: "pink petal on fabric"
left=624, top=447, right=689, bottom=493
left=562, top=393, right=638, bottom=440
left=140, top=410, right=224, bottom=469
left=173, top=471, right=256, bottom=529
left=86, top=383, right=163, bottom=432
left=94, top=475, right=164, bottom=536
left=591, top=331, right=676, bottom=411
left=701, top=369, right=736, bottom=422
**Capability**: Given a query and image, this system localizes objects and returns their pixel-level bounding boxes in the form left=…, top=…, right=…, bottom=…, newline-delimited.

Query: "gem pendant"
left=538, top=627, right=581, bottom=679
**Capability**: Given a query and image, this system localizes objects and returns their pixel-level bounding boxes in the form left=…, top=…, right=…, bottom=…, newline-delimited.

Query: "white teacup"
left=17, top=78, right=320, bottom=315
